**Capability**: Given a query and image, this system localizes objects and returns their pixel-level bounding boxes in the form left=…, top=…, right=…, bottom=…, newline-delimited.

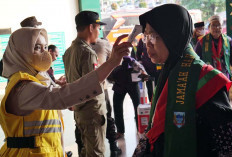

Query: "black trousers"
left=105, top=89, right=117, bottom=143
left=146, top=80, right=154, bottom=102
left=146, top=70, right=160, bottom=102
left=113, top=83, right=140, bottom=133
left=75, top=89, right=118, bottom=155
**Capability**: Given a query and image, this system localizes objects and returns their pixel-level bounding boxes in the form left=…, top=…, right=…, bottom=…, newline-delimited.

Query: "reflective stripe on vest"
left=24, top=127, right=62, bottom=136
left=24, top=119, right=61, bottom=127
left=24, top=119, right=62, bottom=135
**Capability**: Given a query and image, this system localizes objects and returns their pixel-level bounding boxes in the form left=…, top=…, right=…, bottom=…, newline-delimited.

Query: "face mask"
left=32, top=51, right=52, bottom=72
left=198, top=30, right=204, bottom=36
left=196, top=29, right=204, bottom=36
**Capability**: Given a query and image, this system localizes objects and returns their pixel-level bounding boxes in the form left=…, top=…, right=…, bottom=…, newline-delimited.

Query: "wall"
left=0, top=0, right=79, bottom=48
left=0, top=0, right=79, bottom=90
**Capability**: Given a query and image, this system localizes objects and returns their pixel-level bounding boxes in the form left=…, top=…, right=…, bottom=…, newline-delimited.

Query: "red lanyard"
left=211, top=36, right=223, bottom=71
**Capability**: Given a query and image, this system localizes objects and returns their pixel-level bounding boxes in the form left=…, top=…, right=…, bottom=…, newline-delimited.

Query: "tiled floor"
left=62, top=85, right=140, bottom=157
left=108, top=91, right=140, bottom=157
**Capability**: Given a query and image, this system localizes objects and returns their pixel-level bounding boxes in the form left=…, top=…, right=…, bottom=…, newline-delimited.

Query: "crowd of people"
left=0, top=3, right=232, bottom=157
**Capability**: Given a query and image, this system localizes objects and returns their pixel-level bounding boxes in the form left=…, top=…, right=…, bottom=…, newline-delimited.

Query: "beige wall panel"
left=0, top=0, right=79, bottom=47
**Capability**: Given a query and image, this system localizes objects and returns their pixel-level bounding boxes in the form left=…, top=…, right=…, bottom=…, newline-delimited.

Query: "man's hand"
left=68, top=106, right=75, bottom=111
left=96, top=34, right=132, bottom=83
left=138, top=72, right=149, bottom=82
left=55, top=75, right=66, bottom=86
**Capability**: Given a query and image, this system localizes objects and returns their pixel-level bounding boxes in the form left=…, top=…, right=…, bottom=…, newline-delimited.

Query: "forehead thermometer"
left=127, top=25, right=143, bottom=43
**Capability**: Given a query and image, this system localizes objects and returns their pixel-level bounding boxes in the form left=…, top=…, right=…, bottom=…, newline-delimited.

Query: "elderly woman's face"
left=32, top=34, right=52, bottom=71
left=144, top=23, right=169, bottom=64
left=209, top=20, right=222, bottom=39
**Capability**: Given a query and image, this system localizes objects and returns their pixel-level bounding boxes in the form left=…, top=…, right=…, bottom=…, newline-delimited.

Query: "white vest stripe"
left=24, top=127, right=62, bottom=136
left=24, top=119, right=61, bottom=127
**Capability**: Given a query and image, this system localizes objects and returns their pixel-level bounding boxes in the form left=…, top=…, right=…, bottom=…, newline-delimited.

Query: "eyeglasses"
left=142, top=33, right=159, bottom=44
left=211, top=24, right=222, bottom=29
